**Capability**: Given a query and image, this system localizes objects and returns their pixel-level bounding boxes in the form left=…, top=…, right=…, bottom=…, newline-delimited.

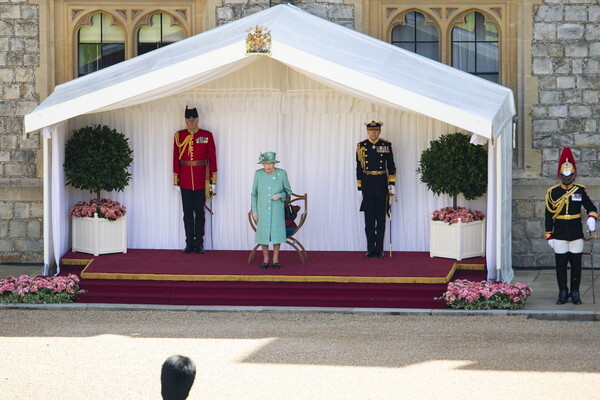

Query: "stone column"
left=0, top=0, right=42, bottom=264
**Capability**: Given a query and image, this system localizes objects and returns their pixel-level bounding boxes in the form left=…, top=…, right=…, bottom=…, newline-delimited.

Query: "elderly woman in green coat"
left=251, top=152, right=292, bottom=269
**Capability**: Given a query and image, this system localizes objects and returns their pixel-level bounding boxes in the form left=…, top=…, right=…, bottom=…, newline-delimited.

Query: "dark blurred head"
left=161, top=355, right=196, bottom=400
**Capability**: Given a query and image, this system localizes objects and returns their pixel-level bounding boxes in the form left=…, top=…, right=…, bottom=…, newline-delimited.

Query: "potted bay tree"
left=417, top=132, right=487, bottom=260
left=64, top=124, right=133, bottom=256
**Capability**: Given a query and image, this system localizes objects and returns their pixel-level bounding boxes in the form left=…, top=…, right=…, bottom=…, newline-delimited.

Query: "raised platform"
left=60, top=250, right=487, bottom=309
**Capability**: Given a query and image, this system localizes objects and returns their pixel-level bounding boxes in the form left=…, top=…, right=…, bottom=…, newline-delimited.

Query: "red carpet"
left=60, top=250, right=486, bottom=308
left=61, top=249, right=485, bottom=284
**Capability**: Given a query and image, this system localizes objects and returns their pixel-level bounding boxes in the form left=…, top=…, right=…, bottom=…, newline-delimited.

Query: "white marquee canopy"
left=25, top=5, right=516, bottom=281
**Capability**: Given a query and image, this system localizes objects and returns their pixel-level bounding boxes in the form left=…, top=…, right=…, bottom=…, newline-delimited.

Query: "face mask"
left=561, top=172, right=575, bottom=185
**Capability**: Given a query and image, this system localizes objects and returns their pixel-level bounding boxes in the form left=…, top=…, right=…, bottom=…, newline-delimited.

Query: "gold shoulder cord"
left=546, top=186, right=578, bottom=219
left=357, top=143, right=367, bottom=170
left=174, top=132, right=194, bottom=160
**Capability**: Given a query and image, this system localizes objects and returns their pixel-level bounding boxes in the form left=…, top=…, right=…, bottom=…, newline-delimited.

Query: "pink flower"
left=69, top=199, right=126, bottom=221
left=431, top=207, right=485, bottom=224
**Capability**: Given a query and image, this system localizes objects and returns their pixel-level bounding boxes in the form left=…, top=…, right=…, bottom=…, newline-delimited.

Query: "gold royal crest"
left=246, top=25, right=271, bottom=54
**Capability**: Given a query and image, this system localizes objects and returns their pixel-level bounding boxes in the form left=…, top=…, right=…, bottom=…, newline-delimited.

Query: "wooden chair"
left=248, top=193, right=308, bottom=264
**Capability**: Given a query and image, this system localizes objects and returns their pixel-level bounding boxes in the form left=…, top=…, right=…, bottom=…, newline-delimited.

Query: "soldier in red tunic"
left=173, top=107, right=217, bottom=254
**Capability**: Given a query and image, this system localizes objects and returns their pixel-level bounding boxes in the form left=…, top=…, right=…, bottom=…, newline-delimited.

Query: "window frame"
left=135, top=11, right=186, bottom=57
left=66, top=6, right=193, bottom=82
left=390, top=10, right=440, bottom=61
left=450, top=10, right=500, bottom=83
left=76, top=11, right=126, bottom=77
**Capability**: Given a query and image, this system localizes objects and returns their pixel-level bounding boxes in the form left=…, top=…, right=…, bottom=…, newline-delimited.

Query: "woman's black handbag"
left=284, top=201, right=298, bottom=220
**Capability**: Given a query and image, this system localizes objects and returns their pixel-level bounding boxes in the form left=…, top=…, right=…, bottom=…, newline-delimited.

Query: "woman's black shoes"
left=260, top=262, right=280, bottom=269
left=556, top=290, right=569, bottom=305
left=571, top=291, right=583, bottom=305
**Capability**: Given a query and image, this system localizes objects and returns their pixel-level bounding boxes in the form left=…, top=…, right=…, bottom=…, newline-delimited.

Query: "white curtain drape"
left=50, top=58, right=486, bottom=266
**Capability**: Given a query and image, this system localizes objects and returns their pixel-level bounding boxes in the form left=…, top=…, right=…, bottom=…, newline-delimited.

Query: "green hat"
left=257, top=151, right=279, bottom=164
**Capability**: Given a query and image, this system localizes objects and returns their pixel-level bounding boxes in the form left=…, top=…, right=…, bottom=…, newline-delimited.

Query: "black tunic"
left=545, top=183, right=598, bottom=241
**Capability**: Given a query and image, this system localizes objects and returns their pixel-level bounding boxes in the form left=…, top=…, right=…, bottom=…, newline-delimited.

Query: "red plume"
left=557, top=147, right=576, bottom=178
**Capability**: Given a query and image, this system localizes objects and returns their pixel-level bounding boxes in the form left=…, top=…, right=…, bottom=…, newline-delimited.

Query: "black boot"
left=556, top=290, right=569, bottom=305
left=557, top=290, right=570, bottom=304
left=571, top=291, right=583, bottom=305
left=569, top=252, right=583, bottom=304
left=555, top=253, right=570, bottom=304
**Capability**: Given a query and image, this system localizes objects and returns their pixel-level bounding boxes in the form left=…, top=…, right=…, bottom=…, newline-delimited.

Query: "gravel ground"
left=1, top=310, right=599, bottom=400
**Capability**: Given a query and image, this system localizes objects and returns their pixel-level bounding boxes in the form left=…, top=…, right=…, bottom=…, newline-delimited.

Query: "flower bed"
left=0, top=274, right=85, bottom=304
left=437, top=279, right=533, bottom=310
left=431, top=206, right=485, bottom=224
left=69, top=198, right=126, bottom=221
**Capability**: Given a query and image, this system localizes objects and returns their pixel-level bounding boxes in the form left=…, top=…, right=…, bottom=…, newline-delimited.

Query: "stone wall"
left=217, top=0, right=354, bottom=28
left=514, top=0, right=600, bottom=268
left=0, top=0, right=42, bottom=264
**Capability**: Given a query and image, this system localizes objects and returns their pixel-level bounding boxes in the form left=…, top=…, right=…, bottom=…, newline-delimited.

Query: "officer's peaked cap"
left=365, top=120, right=383, bottom=130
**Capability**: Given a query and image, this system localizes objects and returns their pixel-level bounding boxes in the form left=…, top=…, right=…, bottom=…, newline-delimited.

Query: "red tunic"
left=173, top=128, right=217, bottom=190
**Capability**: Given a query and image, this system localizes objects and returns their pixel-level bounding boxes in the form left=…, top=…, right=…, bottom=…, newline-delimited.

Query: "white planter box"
left=71, top=215, right=127, bottom=256
left=429, top=218, right=486, bottom=260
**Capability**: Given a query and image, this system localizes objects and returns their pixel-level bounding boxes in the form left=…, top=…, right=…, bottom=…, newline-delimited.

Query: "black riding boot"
left=569, top=252, right=583, bottom=305
left=555, top=253, right=570, bottom=304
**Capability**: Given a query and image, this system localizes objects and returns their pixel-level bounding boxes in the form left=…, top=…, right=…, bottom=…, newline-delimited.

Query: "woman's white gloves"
left=547, top=239, right=554, bottom=249
left=587, top=217, right=596, bottom=232
left=271, top=194, right=282, bottom=201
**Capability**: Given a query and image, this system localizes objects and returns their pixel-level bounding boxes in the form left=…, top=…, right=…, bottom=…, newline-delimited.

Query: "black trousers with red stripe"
left=181, top=188, right=205, bottom=248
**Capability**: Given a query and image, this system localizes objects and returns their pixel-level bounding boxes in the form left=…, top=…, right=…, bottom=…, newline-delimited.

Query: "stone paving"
left=1, top=309, right=600, bottom=400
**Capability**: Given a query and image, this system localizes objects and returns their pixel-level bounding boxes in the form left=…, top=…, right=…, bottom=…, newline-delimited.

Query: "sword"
left=591, top=231, right=597, bottom=304
left=387, top=189, right=397, bottom=257
left=584, top=231, right=597, bottom=304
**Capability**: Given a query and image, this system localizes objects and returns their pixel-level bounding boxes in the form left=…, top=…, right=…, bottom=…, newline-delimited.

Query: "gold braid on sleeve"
left=357, top=143, right=366, bottom=170
left=545, top=186, right=578, bottom=219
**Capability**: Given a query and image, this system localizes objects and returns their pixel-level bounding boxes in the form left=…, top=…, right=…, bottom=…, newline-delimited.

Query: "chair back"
left=285, top=193, right=307, bottom=238
left=248, top=193, right=307, bottom=238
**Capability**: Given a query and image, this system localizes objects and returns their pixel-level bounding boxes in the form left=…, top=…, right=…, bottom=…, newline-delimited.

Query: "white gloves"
left=388, top=185, right=395, bottom=195
left=547, top=239, right=554, bottom=249
left=175, top=186, right=180, bottom=192
left=271, top=193, right=282, bottom=201
left=252, top=212, right=258, bottom=223
left=210, top=184, right=216, bottom=196
left=587, top=217, right=596, bottom=232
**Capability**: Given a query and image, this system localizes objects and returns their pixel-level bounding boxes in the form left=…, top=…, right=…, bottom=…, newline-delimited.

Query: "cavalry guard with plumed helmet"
left=356, top=120, right=396, bottom=258
left=173, top=106, right=217, bottom=254
left=545, top=147, right=598, bottom=305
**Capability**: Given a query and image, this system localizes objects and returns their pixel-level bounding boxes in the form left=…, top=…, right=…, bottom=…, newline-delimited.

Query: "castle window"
left=78, top=13, right=125, bottom=77
left=391, top=11, right=439, bottom=61
left=138, top=13, right=185, bottom=56
left=451, top=11, right=499, bottom=83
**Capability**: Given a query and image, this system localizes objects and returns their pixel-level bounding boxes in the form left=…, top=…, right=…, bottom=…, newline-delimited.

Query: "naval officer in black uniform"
left=545, top=147, right=597, bottom=305
left=356, top=121, right=396, bottom=258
